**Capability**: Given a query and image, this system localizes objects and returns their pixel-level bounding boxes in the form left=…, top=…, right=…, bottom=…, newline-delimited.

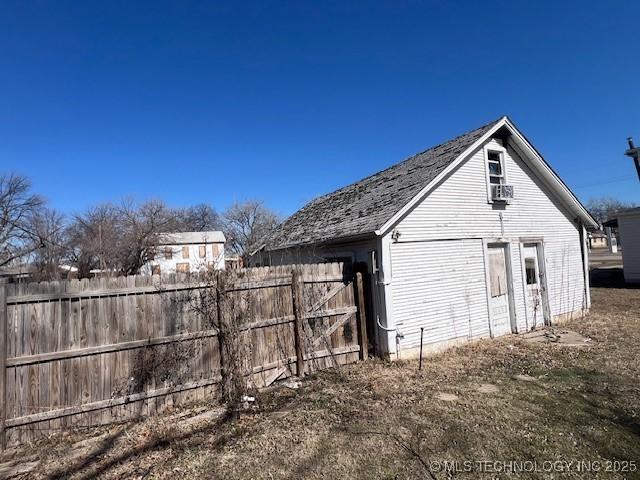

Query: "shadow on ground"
left=590, top=267, right=639, bottom=289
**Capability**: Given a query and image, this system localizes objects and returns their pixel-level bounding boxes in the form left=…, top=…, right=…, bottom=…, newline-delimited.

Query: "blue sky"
left=1, top=0, right=639, bottom=217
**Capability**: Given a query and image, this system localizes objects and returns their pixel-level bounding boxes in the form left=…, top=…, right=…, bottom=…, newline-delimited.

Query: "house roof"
left=266, top=117, right=503, bottom=250
left=158, top=231, right=225, bottom=245
left=617, top=207, right=640, bottom=217
left=265, top=115, right=597, bottom=252
left=604, top=207, right=640, bottom=227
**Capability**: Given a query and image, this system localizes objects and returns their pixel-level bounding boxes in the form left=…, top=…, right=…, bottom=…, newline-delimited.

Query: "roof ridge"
left=304, top=116, right=504, bottom=208
left=265, top=116, right=505, bottom=250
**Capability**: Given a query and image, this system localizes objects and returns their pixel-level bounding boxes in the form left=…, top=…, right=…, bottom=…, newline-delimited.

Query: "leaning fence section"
left=0, top=262, right=367, bottom=448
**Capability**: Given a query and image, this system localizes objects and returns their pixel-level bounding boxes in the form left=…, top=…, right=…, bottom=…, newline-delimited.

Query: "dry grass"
left=6, top=288, right=640, bottom=479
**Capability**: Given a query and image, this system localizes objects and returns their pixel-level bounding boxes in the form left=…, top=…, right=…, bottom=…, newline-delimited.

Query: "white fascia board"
left=502, top=117, right=598, bottom=228
left=375, top=116, right=598, bottom=235
left=375, top=116, right=509, bottom=235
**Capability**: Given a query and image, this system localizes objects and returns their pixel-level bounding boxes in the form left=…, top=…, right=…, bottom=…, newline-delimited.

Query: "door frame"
left=482, top=240, right=517, bottom=337
left=518, top=239, right=551, bottom=328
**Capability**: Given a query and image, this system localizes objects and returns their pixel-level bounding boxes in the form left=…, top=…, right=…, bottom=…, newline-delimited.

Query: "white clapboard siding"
left=619, top=213, right=640, bottom=282
left=390, top=239, right=490, bottom=348
left=391, top=137, right=586, bottom=344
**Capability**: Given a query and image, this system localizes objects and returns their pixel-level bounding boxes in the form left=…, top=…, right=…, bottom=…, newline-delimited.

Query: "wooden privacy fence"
left=0, top=262, right=368, bottom=448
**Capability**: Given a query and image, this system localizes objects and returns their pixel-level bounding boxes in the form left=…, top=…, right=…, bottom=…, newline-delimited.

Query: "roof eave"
left=503, top=117, right=598, bottom=229
left=265, top=231, right=377, bottom=252
left=376, top=116, right=598, bottom=234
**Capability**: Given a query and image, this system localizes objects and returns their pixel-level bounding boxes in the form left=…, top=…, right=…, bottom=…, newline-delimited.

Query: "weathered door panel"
left=487, top=245, right=512, bottom=337
left=523, top=244, right=544, bottom=328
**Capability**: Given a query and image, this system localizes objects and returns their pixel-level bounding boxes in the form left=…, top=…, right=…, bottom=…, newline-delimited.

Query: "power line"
left=574, top=176, right=635, bottom=189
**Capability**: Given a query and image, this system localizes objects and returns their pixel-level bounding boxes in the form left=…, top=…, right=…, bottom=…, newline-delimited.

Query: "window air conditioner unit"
left=492, top=184, right=514, bottom=202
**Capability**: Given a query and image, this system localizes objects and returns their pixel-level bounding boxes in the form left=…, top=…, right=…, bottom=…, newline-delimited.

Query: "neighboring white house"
left=587, top=231, right=609, bottom=250
left=143, top=231, right=226, bottom=275
left=610, top=208, right=640, bottom=283
left=255, top=116, right=598, bottom=359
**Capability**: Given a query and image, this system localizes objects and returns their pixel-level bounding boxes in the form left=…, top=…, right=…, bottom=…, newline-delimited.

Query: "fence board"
left=0, top=262, right=364, bottom=448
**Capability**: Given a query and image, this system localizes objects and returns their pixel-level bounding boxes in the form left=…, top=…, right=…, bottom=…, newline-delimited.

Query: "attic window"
left=484, top=146, right=509, bottom=203
left=487, top=151, right=505, bottom=185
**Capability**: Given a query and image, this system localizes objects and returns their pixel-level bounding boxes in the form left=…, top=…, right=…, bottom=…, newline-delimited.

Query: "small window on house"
left=151, top=265, right=161, bottom=276
left=199, top=246, right=206, bottom=258
left=176, top=263, right=190, bottom=273
left=164, top=248, right=173, bottom=260
left=525, top=257, right=537, bottom=285
left=487, top=150, right=505, bottom=185
left=212, top=244, right=220, bottom=257
left=182, top=246, right=190, bottom=259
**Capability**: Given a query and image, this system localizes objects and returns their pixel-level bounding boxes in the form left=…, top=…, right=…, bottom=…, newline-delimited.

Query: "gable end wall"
left=385, top=137, right=587, bottom=355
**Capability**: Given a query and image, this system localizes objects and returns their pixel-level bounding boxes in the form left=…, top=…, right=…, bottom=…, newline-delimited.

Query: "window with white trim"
left=487, top=150, right=505, bottom=186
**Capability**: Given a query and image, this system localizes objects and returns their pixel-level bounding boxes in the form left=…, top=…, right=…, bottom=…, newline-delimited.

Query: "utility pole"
left=625, top=137, right=640, bottom=182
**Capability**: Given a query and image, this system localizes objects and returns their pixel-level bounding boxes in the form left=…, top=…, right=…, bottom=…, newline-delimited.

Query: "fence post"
left=0, top=282, right=7, bottom=450
left=290, top=268, right=305, bottom=377
left=354, top=272, right=369, bottom=361
left=215, top=272, right=228, bottom=401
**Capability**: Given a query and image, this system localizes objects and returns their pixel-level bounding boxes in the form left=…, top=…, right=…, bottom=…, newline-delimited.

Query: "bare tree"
left=28, top=208, right=68, bottom=281
left=0, top=173, right=45, bottom=268
left=118, top=199, right=180, bottom=275
left=222, top=200, right=280, bottom=263
left=176, top=203, right=221, bottom=231
left=66, top=203, right=122, bottom=277
left=586, top=197, right=638, bottom=225
left=67, top=199, right=181, bottom=277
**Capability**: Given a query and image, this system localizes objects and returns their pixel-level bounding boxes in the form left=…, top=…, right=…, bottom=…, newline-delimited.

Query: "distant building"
left=142, top=231, right=226, bottom=275
left=0, top=264, right=36, bottom=282
left=0, top=263, right=78, bottom=283
left=587, top=230, right=609, bottom=250
left=605, top=208, right=640, bottom=283
left=224, top=254, right=244, bottom=269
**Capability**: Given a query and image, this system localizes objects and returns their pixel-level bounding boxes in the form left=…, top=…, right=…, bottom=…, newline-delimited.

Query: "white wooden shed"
left=615, top=208, right=640, bottom=283
left=257, top=116, right=598, bottom=359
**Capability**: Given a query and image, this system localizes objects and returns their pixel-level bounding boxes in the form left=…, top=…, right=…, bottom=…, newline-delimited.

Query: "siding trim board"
left=377, top=117, right=596, bottom=237
left=481, top=240, right=494, bottom=338
left=379, top=235, right=396, bottom=358
left=504, top=120, right=596, bottom=228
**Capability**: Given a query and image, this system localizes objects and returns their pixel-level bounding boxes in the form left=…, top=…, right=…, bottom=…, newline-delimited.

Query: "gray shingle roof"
left=266, top=117, right=503, bottom=250
left=158, top=231, right=225, bottom=245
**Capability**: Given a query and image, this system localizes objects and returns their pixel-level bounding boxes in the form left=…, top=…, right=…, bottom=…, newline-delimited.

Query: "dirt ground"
left=3, top=287, right=640, bottom=479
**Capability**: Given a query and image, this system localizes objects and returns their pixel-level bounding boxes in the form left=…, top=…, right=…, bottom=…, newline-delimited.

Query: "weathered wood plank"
left=291, top=269, right=305, bottom=377
left=6, top=274, right=347, bottom=305
left=311, top=312, right=355, bottom=346
left=7, top=330, right=219, bottom=367
left=2, top=262, right=362, bottom=448
left=0, top=284, right=7, bottom=448
left=6, top=376, right=222, bottom=428
left=354, top=272, right=369, bottom=360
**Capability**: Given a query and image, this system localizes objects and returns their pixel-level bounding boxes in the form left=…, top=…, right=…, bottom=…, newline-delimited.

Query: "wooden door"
left=523, top=243, right=543, bottom=328
left=487, top=244, right=512, bottom=337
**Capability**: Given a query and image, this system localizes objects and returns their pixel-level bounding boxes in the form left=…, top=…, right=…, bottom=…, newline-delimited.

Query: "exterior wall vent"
left=492, top=184, right=514, bottom=202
